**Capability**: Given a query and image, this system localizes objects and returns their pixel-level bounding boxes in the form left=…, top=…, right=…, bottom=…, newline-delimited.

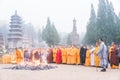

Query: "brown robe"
left=110, top=45, right=119, bottom=66
left=47, top=48, right=53, bottom=63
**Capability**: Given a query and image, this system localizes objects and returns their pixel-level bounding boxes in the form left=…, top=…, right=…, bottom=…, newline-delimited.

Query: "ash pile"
left=12, top=64, right=57, bottom=70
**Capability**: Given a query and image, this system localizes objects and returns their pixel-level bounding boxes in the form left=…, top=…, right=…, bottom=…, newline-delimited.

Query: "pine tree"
left=67, top=33, right=72, bottom=45
left=83, top=4, right=97, bottom=45
left=96, top=0, right=118, bottom=44
left=38, top=29, right=42, bottom=46
left=42, top=17, right=60, bottom=46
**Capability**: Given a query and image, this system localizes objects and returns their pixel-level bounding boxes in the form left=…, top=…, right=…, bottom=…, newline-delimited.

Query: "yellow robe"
left=111, top=65, right=119, bottom=69
left=94, top=46, right=100, bottom=67
left=109, top=46, right=113, bottom=61
left=67, top=48, right=71, bottom=64
left=53, top=48, right=57, bottom=62
left=70, top=48, right=77, bottom=64
left=15, top=49, right=23, bottom=64
left=76, top=48, right=80, bottom=65
left=2, top=54, right=11, bottom=64
left=62, top=48, right=67, bottom=63
left=85, top=49, right=91, bottom=66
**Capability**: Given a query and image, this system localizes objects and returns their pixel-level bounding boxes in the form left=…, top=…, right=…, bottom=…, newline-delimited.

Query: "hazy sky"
left=0, top=0, right=119, bottom=33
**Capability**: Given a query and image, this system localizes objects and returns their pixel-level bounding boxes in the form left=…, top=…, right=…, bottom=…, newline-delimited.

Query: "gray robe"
left=97, top=42, right=108, bottom=68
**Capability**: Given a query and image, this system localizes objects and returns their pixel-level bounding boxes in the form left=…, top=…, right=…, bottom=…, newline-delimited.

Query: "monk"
left=94, top=42, right=100, bottom=67
left=90, top=45, right=95, bottom=66
left=53, top=48, right=57, bottom=63
left=56, top=47, right=62, bottom=64
left=15, top=48, right=23, bottom=64
left=80, top=46, right=86, bottom=65
left=70, top=46, right=77, bottom=64
left=61, top=47, right=67, bottom=64
left=47, top=48, right=53, bottom=63
left=85, top=46, right=91, bottom=66
left=76, top=47, right=80, bottom=65
left=24, top=50, right=29, bottom=61
left=109, top=42, right=119, bottom=69
left=66, top=47, right=71, bottom=64
left=2, top=54, right=11, bottom=64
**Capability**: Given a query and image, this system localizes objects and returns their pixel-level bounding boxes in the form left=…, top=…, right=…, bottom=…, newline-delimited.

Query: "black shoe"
left=101, top=69, right=106, bottom=72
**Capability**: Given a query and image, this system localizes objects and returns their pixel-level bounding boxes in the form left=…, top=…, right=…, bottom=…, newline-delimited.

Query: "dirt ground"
left=0, top=64, right=120, bottom=80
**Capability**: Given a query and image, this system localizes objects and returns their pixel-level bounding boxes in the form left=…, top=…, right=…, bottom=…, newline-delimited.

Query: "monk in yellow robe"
left=94, top=42, right=100, bottom=67
left=53, top=48, right=57, bottom=63
left=70, top=47, right=77, bottom=64
left=66, top=47, right=71, bottom=64
left=85, top=47, right=91, bottom=66
left=61, top=47, right=67, bottom=64
left=2, top=54, right=11, bottom=64
left=15, top=48, right=23, bottom=64
left=76, top=47, right=80, bottom=65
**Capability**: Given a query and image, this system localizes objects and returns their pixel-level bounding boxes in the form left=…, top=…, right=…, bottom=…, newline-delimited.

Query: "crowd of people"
left=1, top=39, right=120, bottom=72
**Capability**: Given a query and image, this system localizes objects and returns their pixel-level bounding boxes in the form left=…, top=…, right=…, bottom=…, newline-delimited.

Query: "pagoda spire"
left=73, top=18, right=77, bottom=33
left=15, top=10, right=17, bottom=15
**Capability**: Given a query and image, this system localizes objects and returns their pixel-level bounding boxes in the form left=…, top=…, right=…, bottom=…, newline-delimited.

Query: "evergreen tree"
left=83, top=0, right=119, bottom=44
left=96, top=0, right=118, bottom=44
left=116, top=12, right=120, bottom=42
left=67, top=33, right=72, bottom=45
left=42, top=17, right=60, bottom=46
left=51, top=23, right=60, bottom=45
left=83, top=4, right=97, bottom=45
left=38, top=29, right=42, bottom=46
left=96, top=0, right=107, bottom=42
left=26, top=23, right=37, bottom=47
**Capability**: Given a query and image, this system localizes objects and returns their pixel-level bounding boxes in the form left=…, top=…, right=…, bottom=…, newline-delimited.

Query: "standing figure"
left=85, top=46, right=91, bottom=66
left=56, top=47, right=62, bottom=64
left=67, top=47, right=71, bottom=64
left=15, top=48, right=23, bottom=64
left=90, top=45, right=95, bottom=66
left=70, top=46, right=77, bottom=64
left=53, top=47, right=57, bottom=63
left=97, top=39, right=108, bottom=72
left=94, top=42, right=100, bottom=67
left=47, top=48, right=53, bottom=63
left=80, top=46, right=84, bottom=65
left=61, top=47, right=67, bottom=64
left=76, top=47, right=80, bottom=65
left=24, top=50, right=29, bottom=61
left=109, top=42, right=119, bottom=69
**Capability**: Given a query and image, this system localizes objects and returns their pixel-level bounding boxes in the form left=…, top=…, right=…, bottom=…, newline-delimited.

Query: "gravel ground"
left=0, top=64, right=120, bottom=80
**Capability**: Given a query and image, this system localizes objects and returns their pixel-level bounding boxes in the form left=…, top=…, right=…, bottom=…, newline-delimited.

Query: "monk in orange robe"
left=85, top=46, right=91, bottom=66
left=53, top=48, right=57, bottom=63
left=2, top=54, right=11, bottom=64
left=76, top=47, right=80, bottom=65
left=47, top=48, right=53, bottom=63
left=109, top=42, right=119, bottom=69
left=66, top=47, right=71, bottom=64
left=94, top=42, right=100, bottom=67
left=15, top=48, right=23, bottom=64
left=70, top=47, right=77, bottom=64
left=61, top=47, right=67, bottom=64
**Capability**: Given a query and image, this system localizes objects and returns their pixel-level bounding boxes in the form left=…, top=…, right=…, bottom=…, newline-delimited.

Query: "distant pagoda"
left=0, top=33, right=5, bottom=48
left=8, top=11, right=23, bottom=49
left=70, top=18, right=80, bottom=46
